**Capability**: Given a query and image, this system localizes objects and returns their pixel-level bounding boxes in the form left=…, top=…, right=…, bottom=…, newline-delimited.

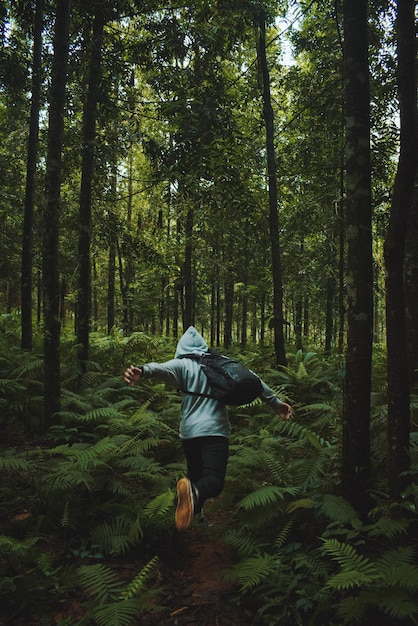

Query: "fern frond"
left=274, top=520, right=293, bottom=550
left=45, top=464, right=93, bottom=490
left=120, top=556, right=159, bottom=599
left=318, top=494, right=362, bottom=526
left=364, top=515, right=410, bottom=539
left=12, top=357, right=44, bottom=378
left=78, top=406, right=122, bottom=422
left=117, top=436, right=161, bottom=456
left=0, top=534, right=39, bottom=555
left=118, top=454, right=162, bottom=476
left=322, top=538, right=380, bottom=589
left=90, top=598, right=144, bottom=626
left=260, top=450, right=288, bottom=483
left=286, top=498, right=315, bottom=514
left=379, top=589, right=418, bottom=621
left=290, top=447, right=334, bottom=487
left=224, top=530, right=266, bottom=556
left=144, top=490, right=175, bottom=518
left=275, top=418, right=331, bottom=450
left=337, top=589, right=418, bottom=625
left=223, top=554, right=277, bottom=591
left=0, top=449, right=34, bottom=471
left=238, top=485, right=299, bottom=511
left=77, top=563, right=122, bottom=602
left=90, top=515, right=143, bottom=556
left=377, top=546, right=418, bottom=590
left=60, top=501, right=78, bottom=530
left=325, top=568, right=380, bottom=591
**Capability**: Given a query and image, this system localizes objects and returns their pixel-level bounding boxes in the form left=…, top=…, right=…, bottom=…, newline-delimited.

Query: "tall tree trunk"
left=341, top=0, right=373, bottom=513
left=405, top=187, right=418, bottom=386
left=123, top=146, right=135, bottom=334
left=224, top=280, right=233, bottom=348
left=21, top=0, right=43, bottom=351
left=337, top=168, right=346, bottom=354
left=183, top=206, right=194, bottom=328
left=107, top=223, right=116, bottom=334
left=76, top=3, right=104, bottom=372
left=257, top=14, right=287, bottom=366
left=42, top=0, right=71, bottom=428
left=240, top=288, right=248, bottom=349
left=384, top=0, right=417, bottom=503
left=324, top=274, right=335, bottom=355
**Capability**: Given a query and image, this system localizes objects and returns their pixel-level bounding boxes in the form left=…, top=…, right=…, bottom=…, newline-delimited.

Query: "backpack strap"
left=177, top=352, right=214, bottom=399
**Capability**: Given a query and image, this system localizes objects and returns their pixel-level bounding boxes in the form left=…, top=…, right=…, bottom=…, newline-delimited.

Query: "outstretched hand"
left=124, top=365, right=142, bottom=386
left=276, top=402, right=292, bottom=420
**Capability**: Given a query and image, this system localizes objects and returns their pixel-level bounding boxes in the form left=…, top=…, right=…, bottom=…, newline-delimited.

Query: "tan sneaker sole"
left=175, top=477, right=193, bottom=531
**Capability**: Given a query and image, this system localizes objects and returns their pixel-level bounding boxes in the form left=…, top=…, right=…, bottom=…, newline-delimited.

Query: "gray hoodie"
left=141, top=326, right=283, bottom=439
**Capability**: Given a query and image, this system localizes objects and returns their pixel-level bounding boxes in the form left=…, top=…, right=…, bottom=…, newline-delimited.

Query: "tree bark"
left=42, top=0, right=71, bottom=428
left=21, top=0, right=43, bottom=351
left=76, top=2, right=104, bottom=371
left=405, top=187, right=418, bottom=386
left=257, top=14, right=287, bottom=366
left=224, top=280, right=233, bottom=348
left=384, top=0, right=417, bottom=503
left=183, top=206, right=194, bottom=328
left=107, top=225, right=116, bottom=334
left=341, top=0, right=373, bottom=513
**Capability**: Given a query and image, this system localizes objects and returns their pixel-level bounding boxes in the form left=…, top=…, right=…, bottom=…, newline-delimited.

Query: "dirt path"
left=142, top=518, right=253, bottom=625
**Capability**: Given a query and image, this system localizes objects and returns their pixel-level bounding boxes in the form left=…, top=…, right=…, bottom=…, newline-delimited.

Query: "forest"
left=1, top=0, right=418, bottom=624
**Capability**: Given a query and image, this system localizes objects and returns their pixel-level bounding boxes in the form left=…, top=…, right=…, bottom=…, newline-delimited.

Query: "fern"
left=377, top=546, right=418, bottom=590
left=290, top=447, right=336, bottom=488
left=225, top=530, right=267, bottom=556
left=364, top=513, right=410, bottom=538
left=223, top=553, right=277, bottom=591
left=78, top=558, right=160, bottom=626
left=0, top=534, right=39, bottom=555
left=318, top=493, right=362, bottom=527
left=0, top=449, right=34, bottom=471
left=88, top=598, right=145, bottom=626
left=90, top=515, right=143, bottom=556
left=77, top=563, right=122, bottom=602
left=144, top=490, right=175, bottom=518
left=120, top=556, right=159, bottom=599
left=322, top=538, right=378, bottom=578
left=274, top=520, right=293, bottom=550
left=238, top=485, right=300, bottom=511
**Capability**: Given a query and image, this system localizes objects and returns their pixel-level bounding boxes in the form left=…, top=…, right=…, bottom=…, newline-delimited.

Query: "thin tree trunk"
left=324, top=274, right=335, bottom=355
left=77, top=3, right=104, bottom=371
left=183, top=206, right=194, bottom=328
left=124, top=147, right=135, bottom=334
left=107, top=221, right=116, bottom=334
left=21, top=0, right=43, bottom=351
left=240, top=290, right=247, bottom=349
left=341, top=0, right=373, bottom=513
left=42, top=0, right=71, bottom=428
left=224, top=280, right=233, bottom=348
left=384, top=0, right=417, bottom=503
left=337, top=157, right=346, bottom=354
left=257, top=13, right=287, bottom=366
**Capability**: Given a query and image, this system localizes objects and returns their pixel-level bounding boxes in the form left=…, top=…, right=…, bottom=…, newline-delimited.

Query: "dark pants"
left=181, top=436, right=229, bottom=512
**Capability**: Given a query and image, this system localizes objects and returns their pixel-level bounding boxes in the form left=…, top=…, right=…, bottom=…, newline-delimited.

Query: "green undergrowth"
left=0, top=329, right=417, bottom=625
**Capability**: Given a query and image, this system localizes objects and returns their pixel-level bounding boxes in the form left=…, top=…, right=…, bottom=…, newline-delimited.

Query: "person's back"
left=124, top=326, right=292, bottom=531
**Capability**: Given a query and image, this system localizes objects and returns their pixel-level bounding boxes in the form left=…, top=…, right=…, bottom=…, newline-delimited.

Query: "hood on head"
left=175, top=326, right=208, bottom=358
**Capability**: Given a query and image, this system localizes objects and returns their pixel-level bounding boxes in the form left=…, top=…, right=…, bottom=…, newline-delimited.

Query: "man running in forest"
left=124, top=326, right=292, bottom=531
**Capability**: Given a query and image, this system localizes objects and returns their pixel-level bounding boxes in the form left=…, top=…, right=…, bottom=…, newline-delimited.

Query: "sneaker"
left=175, top=477, right=194, bottom=531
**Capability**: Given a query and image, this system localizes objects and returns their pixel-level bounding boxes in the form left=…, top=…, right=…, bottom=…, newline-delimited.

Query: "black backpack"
left=178, top=349, right=263, bottom=406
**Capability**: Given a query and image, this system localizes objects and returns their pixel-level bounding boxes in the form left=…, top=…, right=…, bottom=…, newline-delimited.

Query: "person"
left=124, top=326, right=292, bottom=531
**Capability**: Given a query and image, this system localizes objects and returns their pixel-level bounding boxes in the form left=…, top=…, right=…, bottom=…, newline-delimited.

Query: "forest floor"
left=54, top=504, right=255, bottom=626
left=139, top=513, right=253, bottom=626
